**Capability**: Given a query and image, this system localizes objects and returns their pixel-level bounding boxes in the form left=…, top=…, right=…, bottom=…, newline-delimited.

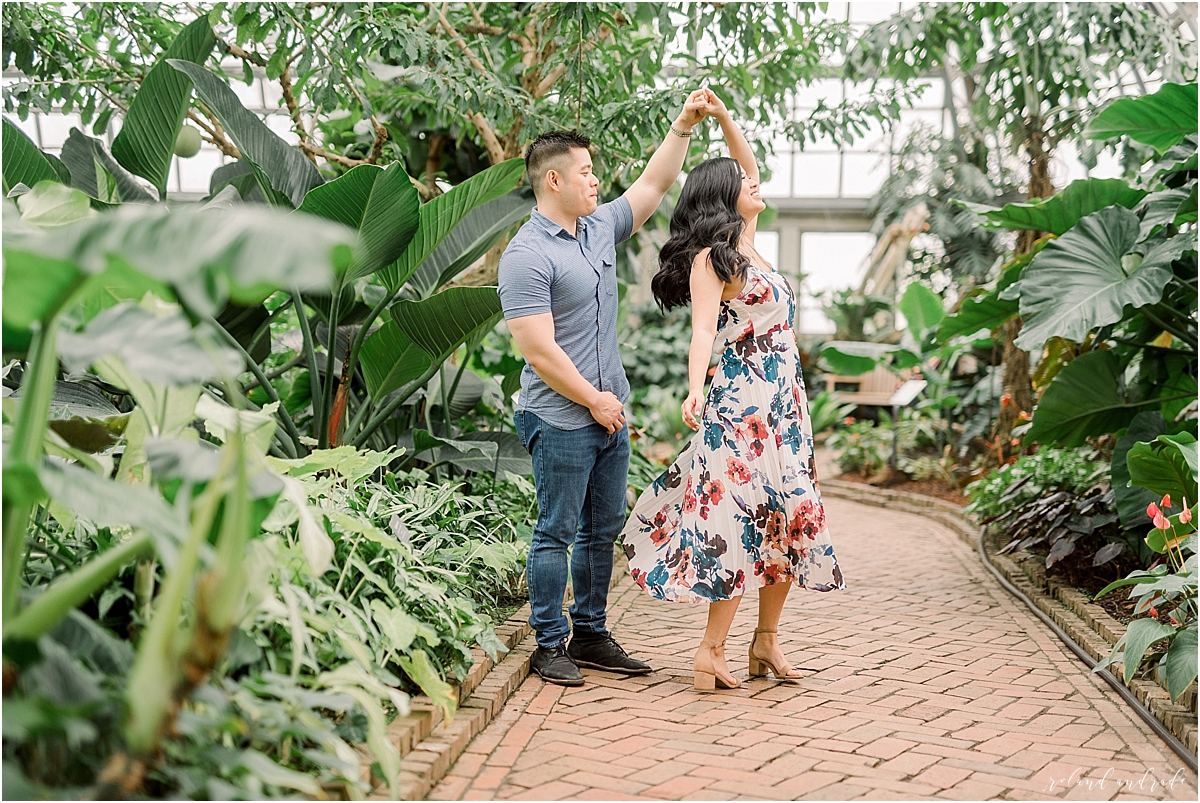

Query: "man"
left=499, top=90, right=710, bottom=686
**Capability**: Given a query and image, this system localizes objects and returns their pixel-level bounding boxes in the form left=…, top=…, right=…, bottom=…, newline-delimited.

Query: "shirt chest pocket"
left=600, top=255, right=616, bottom=297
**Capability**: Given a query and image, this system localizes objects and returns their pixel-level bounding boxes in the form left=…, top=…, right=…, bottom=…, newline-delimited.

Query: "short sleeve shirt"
left=497, top=196, right=634, bottom=430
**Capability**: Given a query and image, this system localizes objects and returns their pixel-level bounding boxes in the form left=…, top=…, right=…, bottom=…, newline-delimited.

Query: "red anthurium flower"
left=1153, top=512, right=1170, bottom=529
left=1147, top=501, right=1160, bottom=519
left=1181, top=507, right=1193, bottom=524
left=1161, top=494, right=1172, bottom=508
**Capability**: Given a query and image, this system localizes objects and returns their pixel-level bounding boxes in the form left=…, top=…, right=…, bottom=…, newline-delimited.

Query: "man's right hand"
left=589, top=391, right=626, bottom=434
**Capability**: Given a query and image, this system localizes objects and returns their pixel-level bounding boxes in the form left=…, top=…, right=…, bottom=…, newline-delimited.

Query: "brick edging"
left=820, top=477, right=1198, bottom=756
left=369, top=555, right=630, bottom=800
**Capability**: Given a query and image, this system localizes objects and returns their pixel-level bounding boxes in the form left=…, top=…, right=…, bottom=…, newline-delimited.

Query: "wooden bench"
left=824, top=364, right=903, bottom=406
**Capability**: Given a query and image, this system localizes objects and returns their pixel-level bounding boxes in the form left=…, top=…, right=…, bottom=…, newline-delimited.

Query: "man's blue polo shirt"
left=497, top=196, right=634, bottom=430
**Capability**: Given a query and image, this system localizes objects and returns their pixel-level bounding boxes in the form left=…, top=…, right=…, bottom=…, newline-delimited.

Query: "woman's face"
left=735, top=165, right=766, bottom=220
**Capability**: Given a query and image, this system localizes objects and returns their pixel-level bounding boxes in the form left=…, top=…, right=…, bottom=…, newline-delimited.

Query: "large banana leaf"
left=1012, top=206, right=1191, bottom=351
left=377, top=159, right=525, bottom=291
left=168, top=60, right=323, bottom=208
left=390, top=287, right=504, bottom=366
left=297, top=163, right=421, bottom=280
left=897, top=282, right=944, bottom=334
left=2, top=118, right=60, bottom=195
left=1027, top=350, right=1141, bottom=446
left=4, top=202, right=355, bottom=318
left=1084, top=82, right=1198, bottom=154
left=407, top=189, right=535, bottom=298
left=359, top=321, right=431, bottom=399
left=956, top=178, right=1147, bottom=235
left=110, top=17, right=215, bottom=197
left=60, top=129, right=157, bottom=205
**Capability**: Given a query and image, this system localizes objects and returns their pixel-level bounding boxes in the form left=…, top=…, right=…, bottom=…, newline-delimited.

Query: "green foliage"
left=966, top=446, right=1110, bottom=521
left=826, top=418, right=893, bottom=478
left=620, top=302, right=692, bottom=401
left=1085, top=82, right=1199, bottom=154
left=806, top=392, right=857, bottom=436
left=957, top=178, right=1148, bottom=236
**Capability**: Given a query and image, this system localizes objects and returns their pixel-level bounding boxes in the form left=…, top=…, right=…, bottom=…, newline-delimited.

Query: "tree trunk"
left=992, top=123, right=1053, bottom=461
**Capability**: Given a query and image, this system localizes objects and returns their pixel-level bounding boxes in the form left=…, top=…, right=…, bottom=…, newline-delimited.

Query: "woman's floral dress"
left=623, top=263, right=846, bottom=603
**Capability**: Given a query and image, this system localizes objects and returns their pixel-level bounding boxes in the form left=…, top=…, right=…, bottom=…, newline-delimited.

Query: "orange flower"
left=1161, top=494, right=1172, bottom=508
left=1147, top=501, right=1161, bottom=519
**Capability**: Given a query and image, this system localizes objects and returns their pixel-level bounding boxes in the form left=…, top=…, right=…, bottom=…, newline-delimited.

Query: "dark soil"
left=832, top=471, right=969, bottom=507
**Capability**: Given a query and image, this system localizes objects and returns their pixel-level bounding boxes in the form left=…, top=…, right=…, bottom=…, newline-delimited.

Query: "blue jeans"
left=515, top=410, right=630, bottom=649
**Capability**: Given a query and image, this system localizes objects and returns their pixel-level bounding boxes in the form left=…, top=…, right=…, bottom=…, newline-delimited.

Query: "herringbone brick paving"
left=429, top=497, right=1198, bottom=801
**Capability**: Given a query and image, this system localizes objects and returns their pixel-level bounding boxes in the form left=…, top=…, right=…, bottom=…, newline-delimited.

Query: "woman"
left=622, top=90, right=845, bottom=691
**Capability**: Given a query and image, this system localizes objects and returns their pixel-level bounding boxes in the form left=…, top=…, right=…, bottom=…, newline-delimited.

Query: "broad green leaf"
left=819, top=340, right=903, bottom=376
left=936, top=288, right=1016, bottom=342
left=39, top=459, right=186, bottom=542
left=391, top=287, right=504, bottom=366
left=369, top=600, right=418, bottom=652
left=1118, top=617, right=1176, bottom=682
left=427, top=367, right=487, bottom=419
left=1084, top=82, right=1199, bottom=154
left=3, top=203, right=353, bottom=316
left=1013, top=207, right=1183, bottom=351
left=1027, top=350, right=1141, bottom=447
left=359, top=320, right=432, bottom=399
left=267, top=445, right=398, bottom=482
left=897, top=282, right=944, bottom=334
left=1162, top=627, right=1197, bottom=702
left=2, top=117, right=60, bottom=195
left=238, top=749, right=322, bottom=797
left=111, top=17, right=216, bottom=196
left=194, top=395, right=278, bottom=458
left=276, top=474, right=334, bottom=576
left=407, top=189, right=535, bottom=298
left=378, top=158, right=525, bottom=291
left=956, top=178, right=1147, bottom=235
left=168, top=60, right=323, bottom=207
left=59, top=303, right=243, bottom=385
left=1138, top=188, right=1192, bottom=240
left=396, top=649, right=457, bottom=721
left=297, top=163, right=421, bottom=280
left=14, top=181, right=94, bottom=229
left=1113, top=412, right=1167, bottom=529
left=411, top=428, right=496, bottom=460
left=434, top=431, right=533, bottom=478
left=60, top=129, right=156, bottom=204
left=1127, top=433, right=1199, bottom=508
left=74, top=256, right=177, bottom=323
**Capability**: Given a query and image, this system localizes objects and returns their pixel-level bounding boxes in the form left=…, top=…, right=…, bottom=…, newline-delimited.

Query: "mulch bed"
left=831, top=471, right=970, bottom=507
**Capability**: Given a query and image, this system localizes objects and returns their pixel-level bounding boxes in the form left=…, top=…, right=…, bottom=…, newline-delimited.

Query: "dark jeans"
left=515, top=410, right=630, bottom=649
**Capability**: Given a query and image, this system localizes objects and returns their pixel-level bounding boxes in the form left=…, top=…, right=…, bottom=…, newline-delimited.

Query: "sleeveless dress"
left=622, top=263, right=846, bottom=603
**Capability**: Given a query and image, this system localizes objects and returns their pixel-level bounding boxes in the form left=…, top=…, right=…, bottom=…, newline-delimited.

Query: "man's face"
left=546, top=147, right=600, bottom=216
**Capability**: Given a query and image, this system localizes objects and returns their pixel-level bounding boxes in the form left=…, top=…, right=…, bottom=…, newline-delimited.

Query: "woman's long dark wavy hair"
left=651, top=157, right=750, bottom=311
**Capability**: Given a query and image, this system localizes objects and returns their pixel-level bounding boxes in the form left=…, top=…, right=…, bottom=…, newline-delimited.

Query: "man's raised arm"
left=622, top=89, right=710, bottom=234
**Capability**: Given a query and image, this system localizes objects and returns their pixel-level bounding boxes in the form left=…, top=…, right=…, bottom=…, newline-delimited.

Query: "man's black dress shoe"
left=531, top=643, right=585, bottom=686
left=568, top=632, right=652, bottom=675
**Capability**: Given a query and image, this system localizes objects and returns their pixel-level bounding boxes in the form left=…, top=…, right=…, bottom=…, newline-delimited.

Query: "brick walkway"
left=429, top=497, right=1198, bottom=801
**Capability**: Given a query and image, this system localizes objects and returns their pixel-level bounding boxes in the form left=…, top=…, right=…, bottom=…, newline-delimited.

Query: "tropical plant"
left=966, top=446, right=1112, bottom=522
left=826, top=418, right=894, bottom=478
left=807, top=391, right=857, bottom=436
left=2, top=12, right=534, bottom=464
left=848, top=2, right=1196, bottom=458
left=821, top=289, right=893, bottom=342
left=951, top=84, right=1198, bottom=528
left=1095, top=494, right=1196, bottom=703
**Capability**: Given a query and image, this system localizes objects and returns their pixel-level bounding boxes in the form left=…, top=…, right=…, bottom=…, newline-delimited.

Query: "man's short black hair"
left=525, top=130, right=592, bottom=196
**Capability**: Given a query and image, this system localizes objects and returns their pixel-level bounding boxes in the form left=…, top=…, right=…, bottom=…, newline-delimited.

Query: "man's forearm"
left=638, top=117, right=694, bottom=193
left=525, top=345, right=601, bottom=409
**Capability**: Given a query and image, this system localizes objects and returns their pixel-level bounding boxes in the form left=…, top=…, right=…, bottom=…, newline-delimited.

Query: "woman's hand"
left=676, top=89, right=710, bottom=130
left=682, top=388, right=705, bottom=431
left=702, top=88, right=731, bottom=123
